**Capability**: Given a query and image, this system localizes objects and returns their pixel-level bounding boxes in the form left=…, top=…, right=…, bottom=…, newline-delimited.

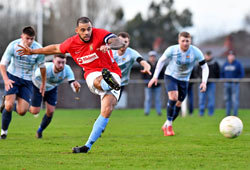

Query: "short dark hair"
left=22, top=26, right=35, bottom=37
left=178, top=31, right=191, bottom=39
left=206, top=51, right=212, bottom=56
left=54, top=54, right=66, bottom=59
left=118, top=32, right=130, bottom=40
left=228, top=50, right=236, bottom=56
left=77, top=17, right=92, bottom=26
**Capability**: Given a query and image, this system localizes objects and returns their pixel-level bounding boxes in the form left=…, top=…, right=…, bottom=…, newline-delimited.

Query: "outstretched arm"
left=17, top=44, right=62, bottom=56
left=108, top=37, right=125, bottom=50
left=148, top=77, right=158, bottom=88
left=199, top=62, right=209, bottom=92
left=98, top=37, right=125, bottom=53
left=70, top=80, right=81, bottom=93
left=148, top=54, right=167, bottom=88
left=140, top=60, right=151, bottom=75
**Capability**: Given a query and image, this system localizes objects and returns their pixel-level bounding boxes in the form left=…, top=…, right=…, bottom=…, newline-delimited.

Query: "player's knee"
left=5, top=103, right=14, bottom=112
left=30, top=110, right=39, bottom=115
left=18, top=111, right=27, bottom=116
left=29, top=108, right=40, bottom=115
left=102, top=106, right=113, bottom=117
left=17, top=107, right=28, bottom=116
left=170, top=96, right=178, bottom=101
left=105, top=106, right=113, bottom=113
left=46, top=112, right=54, bottom=117
left=94, top=76, right=102, bottom=90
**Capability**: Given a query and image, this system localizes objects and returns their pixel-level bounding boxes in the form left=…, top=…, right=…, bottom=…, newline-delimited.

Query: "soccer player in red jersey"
left=17, top=17, right=125, bottom=153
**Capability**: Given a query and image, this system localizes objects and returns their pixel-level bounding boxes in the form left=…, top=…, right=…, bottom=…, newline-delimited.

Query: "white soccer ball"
left=219, top=116, right=243, bottom=138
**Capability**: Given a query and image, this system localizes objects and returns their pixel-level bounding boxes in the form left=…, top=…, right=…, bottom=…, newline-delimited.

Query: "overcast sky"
left=119, top=0, right=250, bottom=43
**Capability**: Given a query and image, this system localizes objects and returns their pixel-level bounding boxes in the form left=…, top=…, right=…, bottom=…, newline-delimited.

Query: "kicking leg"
left=73, top=94, right=117, bottom=153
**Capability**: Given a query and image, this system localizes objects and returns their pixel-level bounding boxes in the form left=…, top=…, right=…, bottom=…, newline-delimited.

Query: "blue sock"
left=167, top=100, right=177, bottom=121
left=38, top=114, right=52, bottom=133
left=100, top=79, right=111, bottom=91
left=85, top=114, right=109, bottom=150
left=1, top=109, right=12, bottom=131
left=173, top=106, right=181, bottom=121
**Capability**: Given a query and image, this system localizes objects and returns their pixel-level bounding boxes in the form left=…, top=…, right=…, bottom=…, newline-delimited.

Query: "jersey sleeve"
left=34, top=66, right=42, bottom=79
left=36, top=54, right=45, bottom=68
left=94, top=28, right=116, bottom=44
left=104, top=33, right=117, bottom=44
left=65, top=65, right=75, bottom=81
left=193, top=46, right=205, bottom=62
left=153, top=48, right=170, bottom=78
left=162, top=46, right=173, bottom=59
left=131, top=49, right=142, bottom=61
left=33, top=42, right=45, bottom=68
left=0, top=42, right=14, bottom=66
left=60, top=37, right=73, bottom=54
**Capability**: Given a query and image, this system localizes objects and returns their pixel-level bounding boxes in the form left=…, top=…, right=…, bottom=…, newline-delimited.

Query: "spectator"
left=221, top=51, right=244, bottom=116
left=187, top=70, right=196, bottom=115
left=196, top=51, right=220, bottom=116
left=142, top=51, right=163, bottom=116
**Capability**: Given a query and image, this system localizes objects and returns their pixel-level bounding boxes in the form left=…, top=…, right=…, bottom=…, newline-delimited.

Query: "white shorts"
left=86, top=71, right=121, bottom=100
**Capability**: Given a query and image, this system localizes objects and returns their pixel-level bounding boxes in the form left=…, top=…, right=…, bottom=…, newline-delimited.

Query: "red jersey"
left=60, top=28, right=121, bottom=79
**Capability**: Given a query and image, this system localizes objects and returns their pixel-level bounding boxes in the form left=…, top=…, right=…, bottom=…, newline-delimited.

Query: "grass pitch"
left=0, top=109, right=249, bottom=170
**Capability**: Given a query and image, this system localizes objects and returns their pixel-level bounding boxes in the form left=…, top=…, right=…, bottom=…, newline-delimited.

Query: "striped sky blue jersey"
left=113, top=47, right=142, bottom=86
left=0, top=39, right=45, bottom=81
left=154, top=45, right=204, bottom=81
left=32, top=62, right=75, bottom=91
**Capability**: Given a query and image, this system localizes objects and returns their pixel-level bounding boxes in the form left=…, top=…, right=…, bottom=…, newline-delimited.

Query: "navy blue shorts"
left=31, top=84, right=58, bottom=107
left=5, top=72, right=33, bottom=103
left=164, top=75, right=188, bottom=102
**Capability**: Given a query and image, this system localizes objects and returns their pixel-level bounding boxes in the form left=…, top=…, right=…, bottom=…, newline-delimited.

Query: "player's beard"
left=54, top=66, right=63, bottom=73
left=119, top=47, right=127, bottom=55
left=79, top=34, right=92, bottom=43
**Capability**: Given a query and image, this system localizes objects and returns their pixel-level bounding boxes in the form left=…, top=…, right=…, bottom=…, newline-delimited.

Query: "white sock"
left=1, top=129, right=7, bottom=135
left=166, top=120, right=172, bottom=127
left=163, top=120, right=172, bottom=127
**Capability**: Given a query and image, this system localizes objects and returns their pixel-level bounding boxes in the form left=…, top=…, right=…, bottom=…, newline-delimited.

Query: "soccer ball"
left=219, top=116, right=243, bottom=138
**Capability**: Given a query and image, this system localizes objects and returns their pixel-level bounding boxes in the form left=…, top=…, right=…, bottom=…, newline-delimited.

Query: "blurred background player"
left=148, top=31, right=209, bottom=136
left=113, top=32, right=151, bottom=100
left=17, top=17, right=125, bottom=153
left=195, top=51, right=220, bottom=116
left=221, top=51, right=244, bottom=116
left=30, top=54, right=81, bottom=138
left=142, top=50, right=164, bottom=116
left=0, top=26, right=46, bottom=140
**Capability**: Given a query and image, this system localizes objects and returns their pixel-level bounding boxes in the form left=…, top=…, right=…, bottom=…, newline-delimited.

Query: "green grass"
left=0, top=109, right=250, bottom=170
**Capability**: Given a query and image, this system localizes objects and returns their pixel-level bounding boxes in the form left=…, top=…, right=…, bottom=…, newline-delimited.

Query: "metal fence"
left=56, top=78, right=250, bottom=109
left=0, top=78, right=250, bottom=109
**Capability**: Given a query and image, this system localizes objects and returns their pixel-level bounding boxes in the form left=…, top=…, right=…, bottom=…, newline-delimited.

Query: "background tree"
left=0, top=0, right=119, bottom=56
left=43, top=0, right=119, bottom=45
left=125, top=0, right=193, bottom=52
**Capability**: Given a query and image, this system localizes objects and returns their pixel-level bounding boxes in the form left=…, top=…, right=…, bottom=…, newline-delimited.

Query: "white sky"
left=119, top=0, right=250, bottom=43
